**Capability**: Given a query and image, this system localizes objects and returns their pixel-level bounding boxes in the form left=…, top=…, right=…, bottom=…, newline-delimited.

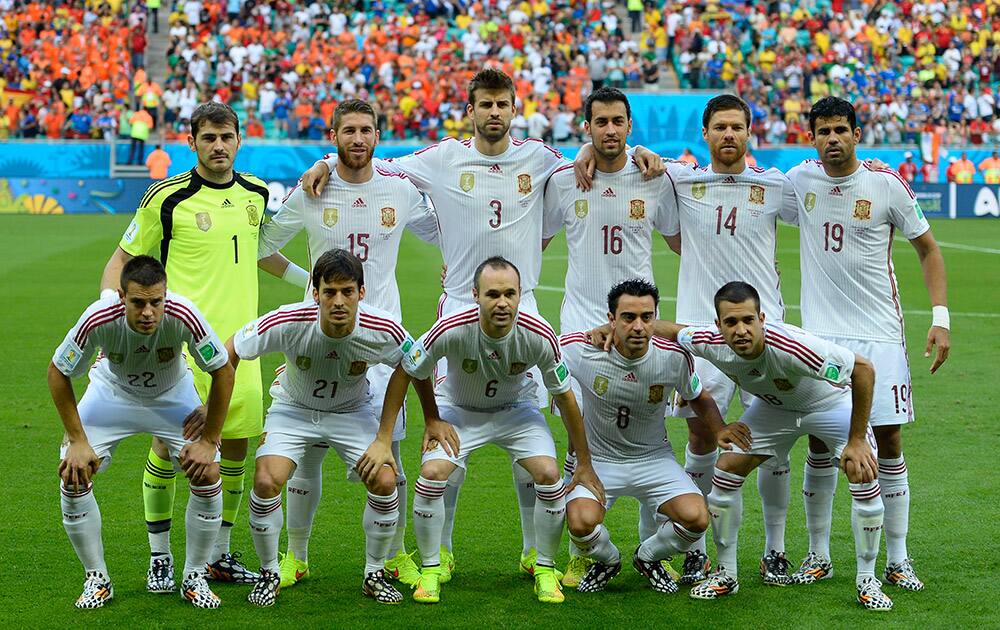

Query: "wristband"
left=100, top=288, right=118, bottom=301
left=931, top=305, right=950, bottom=330
left=282, top=262, right=310, bottom=289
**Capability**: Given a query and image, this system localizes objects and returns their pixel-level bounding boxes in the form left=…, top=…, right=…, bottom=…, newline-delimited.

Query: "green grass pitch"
left=2, top=215, right=996, bottom=628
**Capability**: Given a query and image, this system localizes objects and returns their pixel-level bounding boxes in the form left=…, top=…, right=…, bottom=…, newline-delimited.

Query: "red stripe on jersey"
left=374, top=167, right=408, bottom=181
left=886, top=225, right=906, bottom=341
left=258, top=314, right=318, bottom=336
left=652, top=337, right=695, bottom=372
left=258, top=306, right=318, bottom=330
left=425, top=308, right=478, bottom=341
left=865, top=162, right=915, bottom=199
left=424, top=311, right=479, bottom=348
left=764, top=337, right=822, bottom=371
left=359, top=311, right=406, bottom=332
left=74, top=304, right=125, bottom=347
left=165, top=300, right=207, bottom=337
left=516, top=314, right=560, bottom=360
left=281, top=182, right=300, bottom=204
left=164, top=307, right=204, bottom=341
left=359, top=317, right=405, bottom=344
left=553, top=163, right=574, bottom=175
left=689, top=331, right=724, bottom=344
left=748, top=165, right=766, bottom=173
left=559, top=332, right=589, bottom=346
left=461, top=138, right=472, bottom=147
left=765, top=329, right=823, bottom=366
left=413, top=141, right=442, bottom=156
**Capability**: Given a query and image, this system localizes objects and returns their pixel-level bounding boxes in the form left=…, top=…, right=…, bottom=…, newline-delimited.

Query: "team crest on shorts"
left=462, top=359, right=478, bottom=374
left=517, top=173, right=532, bottom=194
left=246, top=204, right=260, bottom=226
left=805, top=192, right=816, bottom=212
left=853, top=199, right=872, bottom=221
left=629, top=199, right=646, bottom=220
left=157, top=347, right=175, bottom=363
left=349, top=361, right=367, bottom=376
left=380, top=207, right=396, bottom=228
left=749, top=185, right=765, bottom=205
left=575, top=199, right=588, bottom=219
left=460, top=172, right=475, bottom=192
left=195, top=212, right=212, bottom=231
left=296, top=355, right=312, bottom=370
left=648, top=384, right=665, bottom=403
left=692, top=182, right=706, bottom=199
left=773, top=378, right=794, bottom=391
left=323, top=207, right=339, bottom=227
left=509, top=362, right=527, bottom=375
left=108, top=352, right=123, bottom=364
left=593, top=375, right=609, bottom=396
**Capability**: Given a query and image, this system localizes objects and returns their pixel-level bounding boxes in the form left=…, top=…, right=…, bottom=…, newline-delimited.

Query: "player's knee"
left=531, top=463, right=560, bottom=486
left=566, top=501, right=602, bottom=537
left=253, top=469, right=285, bottom=498
left=370, top=467, right=397, bottom=495
left=420, top=460, right=452, bottom=482
left=189, top=464, right=220, bottom=486
left=679, top=505, right=710, bottom=533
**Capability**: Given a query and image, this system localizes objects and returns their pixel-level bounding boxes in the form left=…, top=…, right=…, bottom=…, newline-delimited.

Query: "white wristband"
left=931, top=305, right=950, bottom=330
left=100, top=288, right=118, bottom=301
left=282, top=263, right=310, bottom=289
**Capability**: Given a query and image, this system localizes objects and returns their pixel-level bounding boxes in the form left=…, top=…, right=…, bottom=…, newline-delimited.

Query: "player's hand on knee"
left=573, top=143, right=596, bottom=192
left=182, top=405, right=207, bottom=440
left=59, top=441, right=100, bottom=487
left=179, top=439, right=217, bottom=481
left=716, top=421, right=752, bottom=451
left=303, top=160, right=332, bottom=197
left=633, top=146, right=665, bottom=180
left=357, top=438, right=398, bottom=484
left=422, top=418, right=459, bottom=456
left=840, top=438, right=878, bottom=484
left=568, top=463, right=605, bottom=505
left=925, top=325, right=950, bottom=374
left=587, top=324, right=613, bottom=351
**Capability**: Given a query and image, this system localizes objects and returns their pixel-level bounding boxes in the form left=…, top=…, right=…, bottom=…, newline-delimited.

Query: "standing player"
left=382, top=257, right=603, bottom=604
left=229, top=250, right=418, bottom=606
left=256, top=99, right=439, bottom=588
left=100, top=102, right=305, bottom=590
left=635, top=282, right=892, bottom=610
left=786, top=96, right=950, bottom=590
left=50, top=256, right=235, bottom=608
left=561, top=279, right=750, bottom=594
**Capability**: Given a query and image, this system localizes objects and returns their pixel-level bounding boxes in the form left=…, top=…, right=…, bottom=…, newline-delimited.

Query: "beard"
left=475, top=117, right=510, bottom=142
left=337, top=143, right=374, bottom=169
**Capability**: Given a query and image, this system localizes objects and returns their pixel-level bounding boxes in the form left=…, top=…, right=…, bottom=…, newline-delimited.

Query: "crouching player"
left=230, top=249, right=418, bottom=606
left=50, top=256, right=235, bottom=609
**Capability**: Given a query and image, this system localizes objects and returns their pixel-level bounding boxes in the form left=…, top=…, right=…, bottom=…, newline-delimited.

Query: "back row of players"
left=51, top=68, right=949, bottom=611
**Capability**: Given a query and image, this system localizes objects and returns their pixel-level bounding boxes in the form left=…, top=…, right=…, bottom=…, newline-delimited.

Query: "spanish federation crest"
left=380, top=206, right=396, bottom=228
left=805, top=192, right=816, bottom=212
left=853, top=199, right=872, bottom=221
left=323, top=207, right=339, bottom=227
left=246, top=203, right=260, bottom=226
left=692, top=182, right=706, bottom=199
left=593, top=375, right=609, bottom=396
left=773, top=378, right=794, bottom=391
left=517, top=173, right=532, bottom=194
left=462, top=359, right=478, bottom=374
left=648, top=384, right=664, bottom=403
left=749, top=185, right=765, bottom=205
left=349, top=361, right=367, bottom=376
left=509, top=362, right=527, bottom=375
left=195, top=212, right=212, bottom=231
left=574, top=199, right=588, bottom=219
left=296, top=355, right=312, bottom=370
left=460, top=172, right=475, bottom=192
left=629, top=199, right=646, bottom=220
left=157, top=347, right=175, bottom=363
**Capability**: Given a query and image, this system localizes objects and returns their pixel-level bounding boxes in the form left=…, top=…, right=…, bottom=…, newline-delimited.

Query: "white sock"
left=533, top=480, right=567, bottom=567
left=849, top=481, right=884, bottom=583
left=413, top=477, right=447, bottom=567
left=803, top=449, right=838, bottom=558
left=569, top=524, right=619, bottom=564
left=148, top=529, right=171, bottom=558
left=248, top=491, right=283, bottom=572
left=684, top=445, right=717, bottom=554
left=637, top=504, right=658, bottom=541
left=638, top=519, right=703, bottom=562
left=61, top=483, right=107, bottom=575
left=562, top=453, right=580, bottom=559
left=184, top=481, right=222, bottom=576
left=388, top=441, right=407, bottom=557
left=878, top=456, right=909, bottom=565
left=513, top=462, right=536, bottom=555
left=364, top=490, right=399, bottom=575
left=757, top=455, right=790, bottom=555
left=708, top=468, right=746, bottom=576
left=212, top=523, right=232, bottom=561
left=286, top=444, right=327, bottom=563
left=441, top=476, right=461, bottom=552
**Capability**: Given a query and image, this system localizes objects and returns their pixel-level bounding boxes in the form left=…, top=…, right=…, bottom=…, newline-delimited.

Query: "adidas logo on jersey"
left=489, top=164, right=502, bottom=173
left=723, top=176, right=737, bottom=184
left=222, top=198, right=233, bottom=207
left=623, top=371, right=637, bottom=382
left=326, top=350, right=339, bottom=359
left=829, top=186, right=843, bottom=197
left=749, top=368, right=762, bottom=376
left=352, top=197, right=366, bottom=208
left=487, top=351, right=500, bottom=360
left=601, top=187, right=616, bottom=198
left=136, top=345, right=150, bottom=353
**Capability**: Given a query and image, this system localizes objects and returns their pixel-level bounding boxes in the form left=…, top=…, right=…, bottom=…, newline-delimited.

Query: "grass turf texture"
left=2, top=215, right=994, bottom=628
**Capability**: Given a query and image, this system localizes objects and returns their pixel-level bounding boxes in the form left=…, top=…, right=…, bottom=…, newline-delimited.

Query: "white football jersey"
left=324, top=136, right=565, bottom=302
left=52, top=292, right=228, bottom=398
left=559, top=332, right=701, bottom=462
left=233, top=301, right=411, bottom=413
left=786, top=160, right=930, bottom=343
left=402, top=306, right=572, bottom=409
left=676, top=321, right=855, bottom=413
left=258, top=166, right=439, bottom=318
left=665, top=162, right=800, bottom=325
left=544, top=159, right=677, bottom=333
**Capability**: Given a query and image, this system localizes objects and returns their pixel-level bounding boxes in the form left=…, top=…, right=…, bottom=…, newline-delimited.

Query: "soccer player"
left=50, top=256, right=235, bottom=609
left=561, top=279, right=750, bottom=594
left=382, top=256, right=603, bottom=604
left=786, top=96, right=950, bottom=590
left=229, top=250, right=418, bottom=606
left=627, top=281, right=892, bottom=610
left=301, top=68, right=662, bottom=580
left=100, top=102, right=304, bottom=589
left=256, top=99, right=439, bottom=588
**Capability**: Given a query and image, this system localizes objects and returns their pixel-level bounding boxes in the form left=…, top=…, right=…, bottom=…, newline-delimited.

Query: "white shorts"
left=256, top=401, right=377, bottom=476
left=60, top=371, right=205, bottom=473
left=821, top=336, right=914, bottom=427
left=368, top=362, right=407, bottom=441
left=732, top=399, right=878, bottom=461
left=437, top=291, right=546, bottom=409
left=672, top=356, right=754, bottom=419
left=566, top=452, right=701, bottom=514
left=421, top=403, right=556, bottom=469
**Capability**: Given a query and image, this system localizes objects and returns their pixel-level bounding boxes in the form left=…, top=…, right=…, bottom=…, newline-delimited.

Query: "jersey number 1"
left=232, top=235, right=238, bottom=263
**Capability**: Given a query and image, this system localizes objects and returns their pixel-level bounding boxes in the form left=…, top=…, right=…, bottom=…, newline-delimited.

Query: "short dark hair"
left=121, top=255, right=167, bottom=291
left=607, top=278, right=659, bottom=315
left=702, top=94, right=752, bottom=128
left=311, top=249, right=365, bottom=291
left=467, top=67, right=515, bottom=106
left=584, top=86, right=631, bottom=122
left=473, top=256, right=520, bottom=290
left=333, top=99, right=377, bottom=131
left=713, top=281, right=761, bottom=316
left=190, top=101, right=240, bottom=137
left=808, top=96, right=857, bottom=133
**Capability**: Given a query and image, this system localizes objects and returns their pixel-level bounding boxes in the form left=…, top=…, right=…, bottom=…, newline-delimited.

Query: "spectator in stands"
left=245, top=112, right=265, bottom=138
left=147, top=0, right=161, bottom=33
left=920, top=158, right=939, bottom=184
left=979, top=151, right=1000, bottom=184
left=127, top=108, right=154, bottom=165
left=899, top=152, right=918, bottom=184
left=678, top=148, right=697, bottom=165
left=145, top=144, right=171, bottom=180
left=627, top=0, right=643, bottom=34
left=130, top=21, right=147, bottom=70
left=945, top=157, right=959, bottom=184
left=954, top=152, right=976, bottom=184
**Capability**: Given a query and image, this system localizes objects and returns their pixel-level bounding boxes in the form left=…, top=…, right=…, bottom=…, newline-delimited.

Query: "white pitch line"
left=534, top=285, right=999, bottom=318
left=931, top=240, right=1000, bottom=255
